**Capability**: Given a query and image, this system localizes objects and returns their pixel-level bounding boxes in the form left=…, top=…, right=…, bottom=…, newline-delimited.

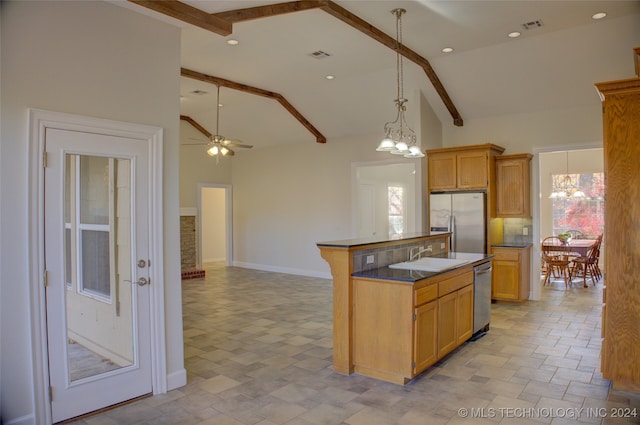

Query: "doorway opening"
left=198, top=184, right=232, bottom=267
left=537, top=148, right=605, bottom=289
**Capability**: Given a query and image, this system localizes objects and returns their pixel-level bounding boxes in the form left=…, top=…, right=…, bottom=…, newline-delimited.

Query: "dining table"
left=541, top=238, right=599, bottom=257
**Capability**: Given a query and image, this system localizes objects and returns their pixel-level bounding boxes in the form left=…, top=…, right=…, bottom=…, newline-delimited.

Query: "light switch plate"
left=366, top=255, right=375, bottom=264
left=523, top=227, right=529, bottom=236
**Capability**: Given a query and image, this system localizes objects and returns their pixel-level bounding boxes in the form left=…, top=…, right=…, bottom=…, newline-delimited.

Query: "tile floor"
left=72, top=264, right=639, bottom=425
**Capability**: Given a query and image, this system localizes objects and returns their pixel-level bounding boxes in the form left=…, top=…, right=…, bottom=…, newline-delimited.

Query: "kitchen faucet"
left=409, top=245, right=433, bottom=262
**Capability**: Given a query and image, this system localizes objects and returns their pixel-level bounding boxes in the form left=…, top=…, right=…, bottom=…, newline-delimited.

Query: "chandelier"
left=549, top=151, right=586, bottom=199
left=376, top=8, right=424, bottom=158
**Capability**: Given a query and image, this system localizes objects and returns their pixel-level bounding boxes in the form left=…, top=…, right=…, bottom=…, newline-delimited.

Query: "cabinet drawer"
left=493, top=249, right=520, bottom=262
left=415, top=284, right=438, bottom=306
left=438, top=271, right=473, bottom=296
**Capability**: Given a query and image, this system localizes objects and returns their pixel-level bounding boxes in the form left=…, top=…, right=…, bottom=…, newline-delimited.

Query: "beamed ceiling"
left=120, top=0, right=640, bottom=150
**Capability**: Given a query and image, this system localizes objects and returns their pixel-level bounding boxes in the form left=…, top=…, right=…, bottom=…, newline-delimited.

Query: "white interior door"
left=44, top=128, right=152, bottom=423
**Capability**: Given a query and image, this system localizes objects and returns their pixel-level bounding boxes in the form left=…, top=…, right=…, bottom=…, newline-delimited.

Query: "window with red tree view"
left=551, top=172, right=605, bottom=237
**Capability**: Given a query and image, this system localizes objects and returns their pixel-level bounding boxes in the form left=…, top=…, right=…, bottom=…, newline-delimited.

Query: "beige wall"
left=0, top=2, right=183, bottom=422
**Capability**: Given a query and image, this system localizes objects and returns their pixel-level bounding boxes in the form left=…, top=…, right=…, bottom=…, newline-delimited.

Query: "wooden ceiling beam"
left=213, top=1, right=462, bottom=126
left=319, top=1, right=462, bottom=126
left=213, top=0, right=327, bottom=23
left=180, top=115, right=211, bottom=138
left=133, top=0, right=463, bottom=126
left=181, top=68, right=326, bottom=144
left=128, top=0, right=232, bottom=36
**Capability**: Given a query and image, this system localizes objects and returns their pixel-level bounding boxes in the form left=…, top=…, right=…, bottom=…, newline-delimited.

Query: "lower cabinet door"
left=456, top=285, right=474, bottom=343
left=492, top=260, right=519, bottom=300
left=413, top=300, right=438, bottom=375
left=438, top=291, right=457, bottom=357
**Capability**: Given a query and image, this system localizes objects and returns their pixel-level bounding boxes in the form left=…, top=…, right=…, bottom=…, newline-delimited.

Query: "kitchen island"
left=317, top=233, right=492, bottom=384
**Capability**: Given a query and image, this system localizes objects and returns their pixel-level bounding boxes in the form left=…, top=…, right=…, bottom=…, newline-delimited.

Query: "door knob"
left=125, top=277, right=149, bottom=286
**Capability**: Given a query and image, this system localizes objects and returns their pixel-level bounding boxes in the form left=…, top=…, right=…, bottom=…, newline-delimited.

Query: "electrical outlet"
left=366, top=255, right=375, bottom=264
left=440, top=242, right=445, bottom=249
left=523, top=227, right=529, bottom=236
left=427, top=244, right=433, bottom=251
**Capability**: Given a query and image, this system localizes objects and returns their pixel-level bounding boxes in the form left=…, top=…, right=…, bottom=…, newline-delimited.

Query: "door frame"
left=197, top=183, right=233, bottom=267
left=531, top=142, right=603, bottom=301
left=28, top=109, right=167, bottom=424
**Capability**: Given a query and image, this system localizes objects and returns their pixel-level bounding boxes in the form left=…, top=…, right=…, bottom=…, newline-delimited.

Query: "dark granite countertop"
left=351, top=252, right=493, bottom=283
left=316, top=232, right=450, bottom=248
left=491, top=243, right=533, bottom=248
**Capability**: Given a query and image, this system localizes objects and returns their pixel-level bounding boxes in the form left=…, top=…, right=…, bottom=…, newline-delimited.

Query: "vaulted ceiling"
left=121, top=1, right=640, bottom=150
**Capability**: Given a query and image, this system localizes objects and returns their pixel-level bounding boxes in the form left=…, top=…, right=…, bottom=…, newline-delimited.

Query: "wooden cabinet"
left=426, top=144, right=505, bottom=191
left=456, top=284, right=474, bottom=343
left=437, top=291, right=457, bottom=357
left=413, top=300, right=438, bottom=375
left=495, top=154, right=532, bottom=218
left=350, top=265, right=477, bottom=384
left=428, top=152, right=457, bottom=190
left=437, top=271, right=474, bottom=357
left=596, top=72, right=640, bottom=391
left=427, top=144, right=505, bottom=252
left=491, top=246, right=531, bottom=302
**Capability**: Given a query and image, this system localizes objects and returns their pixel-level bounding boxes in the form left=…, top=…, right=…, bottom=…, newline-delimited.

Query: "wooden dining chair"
left=571, top=234, right=603, bottom=286
left=541, top=236, right=572, bottom=288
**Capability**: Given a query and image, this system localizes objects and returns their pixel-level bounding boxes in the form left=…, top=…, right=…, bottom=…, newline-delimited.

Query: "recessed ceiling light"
left=227, top=39, right=239, bottom=45
left=592, top=12, right=607, bottom=20
left=441, top=47, right=454, bottom=53
left=508, top=31, right=521, bottom=38
left=325, top=75, right=335, bottom=80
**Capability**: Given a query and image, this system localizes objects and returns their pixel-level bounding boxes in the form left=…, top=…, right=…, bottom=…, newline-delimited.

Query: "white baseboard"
left=231, top=261, right=332, bottom=280
left=203, top=257, right=225, bottom=263
left=3, top=413, right=35, bottom=425
left=166, top=368, right=187, bottom=391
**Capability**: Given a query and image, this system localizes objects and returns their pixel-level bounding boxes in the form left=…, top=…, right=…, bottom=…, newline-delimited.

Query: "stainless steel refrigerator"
left=429, top=192, right=486, bottom=253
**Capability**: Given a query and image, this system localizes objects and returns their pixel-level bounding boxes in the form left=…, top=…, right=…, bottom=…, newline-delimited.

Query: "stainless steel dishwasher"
left=472, top=261, right=492, bottom=338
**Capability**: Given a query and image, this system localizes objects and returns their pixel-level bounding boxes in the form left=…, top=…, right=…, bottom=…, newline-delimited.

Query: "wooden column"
left=318, top=246, right=354, bottom=375
left=596, top=73, right=640, bottom=392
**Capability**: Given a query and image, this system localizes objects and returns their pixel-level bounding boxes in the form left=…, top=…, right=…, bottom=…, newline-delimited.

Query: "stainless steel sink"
left=389, top=257, right=470, bottom=272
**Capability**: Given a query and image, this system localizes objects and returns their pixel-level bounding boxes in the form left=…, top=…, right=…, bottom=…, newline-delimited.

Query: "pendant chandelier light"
left=549, top=151, right=586, bottom=199
left=376, top=8, right=424, bottom=158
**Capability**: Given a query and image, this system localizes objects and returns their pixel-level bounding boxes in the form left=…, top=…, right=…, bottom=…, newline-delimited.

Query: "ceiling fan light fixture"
left=207, top=145, right=219, bottom=156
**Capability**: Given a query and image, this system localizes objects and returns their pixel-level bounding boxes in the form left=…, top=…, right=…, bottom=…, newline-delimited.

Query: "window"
left=551, top=172, right=605, bottom=237
left=65, top=154, right=114, bottom=302
left=388, top=185, right=405, bottom=238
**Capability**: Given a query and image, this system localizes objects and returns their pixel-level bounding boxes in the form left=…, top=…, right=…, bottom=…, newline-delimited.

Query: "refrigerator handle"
left=450, top=215, right=456, bottom=252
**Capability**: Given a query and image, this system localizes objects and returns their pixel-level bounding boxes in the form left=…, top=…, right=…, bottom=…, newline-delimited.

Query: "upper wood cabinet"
left=596, top=72, right=640, bottom=392
left=495, top=154, right=532, bottom=218
left=427, top=144, right=505, bottom=191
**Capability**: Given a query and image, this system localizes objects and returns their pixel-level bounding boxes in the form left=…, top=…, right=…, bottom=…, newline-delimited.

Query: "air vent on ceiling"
left=190, top=90, right=209, bottom=95
left=522, top=20, right=543, bottom=30
left=310, top=50, right=331, bottom=59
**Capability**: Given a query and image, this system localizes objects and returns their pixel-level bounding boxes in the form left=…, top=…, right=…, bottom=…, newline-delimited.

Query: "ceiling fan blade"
left=223, top=139, right=253, bottom=149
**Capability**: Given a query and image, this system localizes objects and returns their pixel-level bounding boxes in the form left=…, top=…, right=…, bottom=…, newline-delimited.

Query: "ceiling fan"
left=184, top=85, right=253, bottom=158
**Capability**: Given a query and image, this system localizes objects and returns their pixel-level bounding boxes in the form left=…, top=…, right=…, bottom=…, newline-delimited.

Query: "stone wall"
left=180, top=215, right=204, bottom=279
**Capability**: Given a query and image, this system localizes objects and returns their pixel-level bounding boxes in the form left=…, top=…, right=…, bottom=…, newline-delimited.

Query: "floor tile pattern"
left=71, top=265, right=639, bottom=425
